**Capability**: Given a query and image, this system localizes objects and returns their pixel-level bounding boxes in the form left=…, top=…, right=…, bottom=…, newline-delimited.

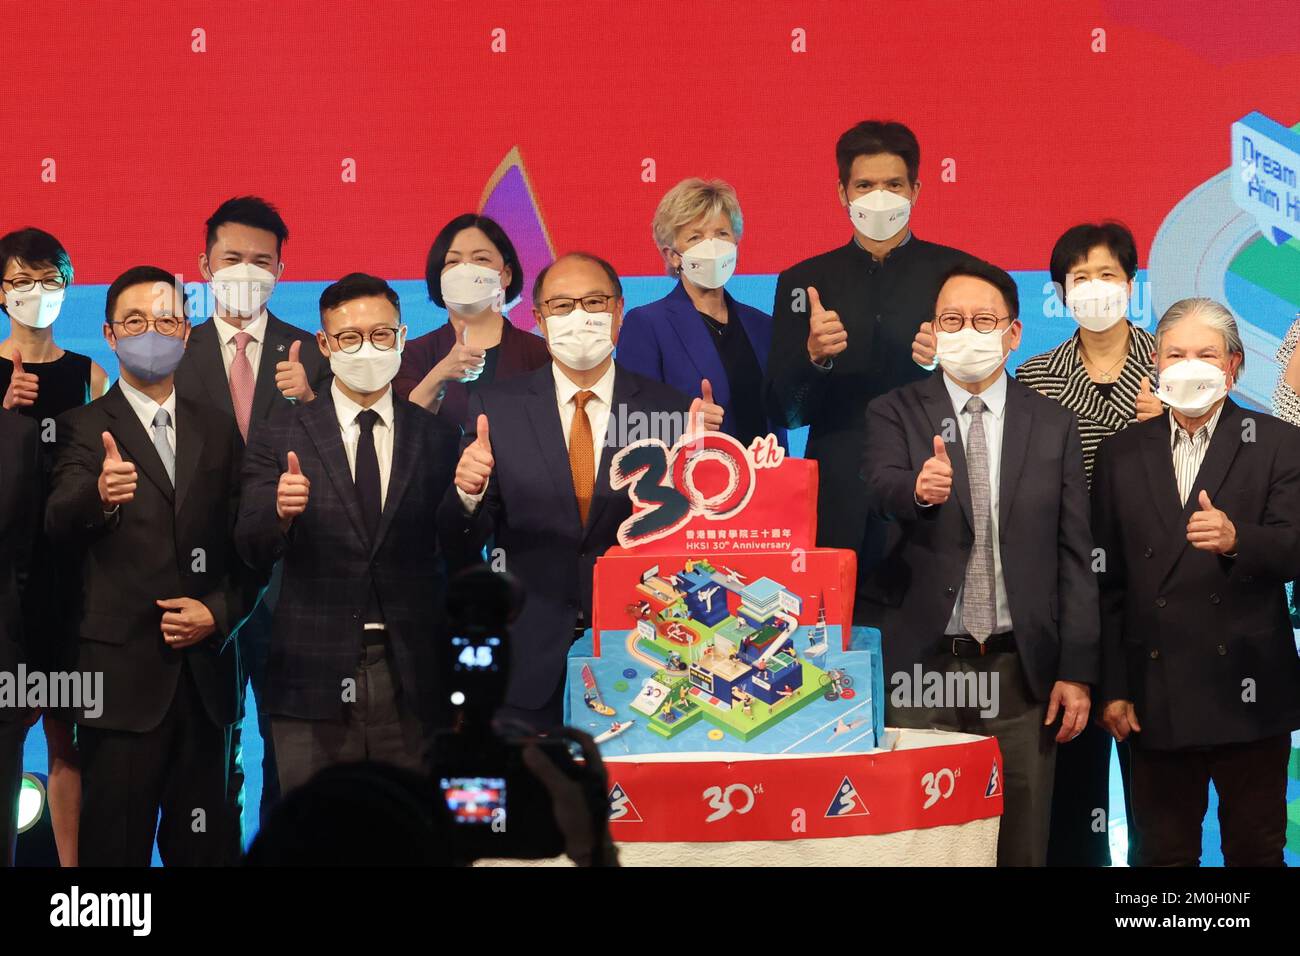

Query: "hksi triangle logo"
left=985, top=762, right=1002, bottom=798
left=608, top=782, right=643, bottom=823
left=825, top=775, right=869, bottom=818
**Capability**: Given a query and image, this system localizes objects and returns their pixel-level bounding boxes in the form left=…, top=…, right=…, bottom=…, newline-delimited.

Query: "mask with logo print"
left=1156, top=358, right=1228, bottom=416
left=545, top=310, right=614, bottom=371
left=848, top=190, right=911, bottom=242
left=441, top=262, right=504, bottom=316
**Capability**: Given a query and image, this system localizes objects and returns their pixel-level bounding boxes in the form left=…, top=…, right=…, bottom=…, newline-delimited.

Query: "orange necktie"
left=569, top=390, right=595, bottom=525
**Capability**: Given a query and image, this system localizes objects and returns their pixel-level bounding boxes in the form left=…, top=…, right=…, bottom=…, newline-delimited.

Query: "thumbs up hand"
left=277, top=450, right=311, bottom=525
left=98, top=431, right=137, bottom=508
left=1187, top=489, right=1237, bottom=554
left=805, top=286, right=847, bottom=365
left=687, top=378, right=725, bottom=434
left=1135, top=375, right=1163, bottom=422
left=275, top=339, right=315, bottom=401
left=911, top=322, right=937, bottom=369
left=455, top=414, right=494, bottom=496
left=436, top=323, right=488, bottom=384
left=914, top=435, right=954, bottom=506
left=3, top=348, right=39, bottom=409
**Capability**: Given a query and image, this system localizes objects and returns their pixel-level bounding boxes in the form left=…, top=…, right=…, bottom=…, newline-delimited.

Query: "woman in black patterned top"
left=1013, top=222, right=1162, bottom=870
left=0, top=228, right=108, bottom=868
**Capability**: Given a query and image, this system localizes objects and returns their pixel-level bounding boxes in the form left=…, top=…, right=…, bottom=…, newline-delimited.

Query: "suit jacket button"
left=945, top=586, right=955, bottom=596
left=1144, top=547, right=1153, bottom=558
left=1217, top=644, right=1227, bottom=656
left=1155, top=597, right=1167, bottom=608
left=1209, top=593, right=1220, bottom=604
left=1150, top=649, right=1160, bottom=660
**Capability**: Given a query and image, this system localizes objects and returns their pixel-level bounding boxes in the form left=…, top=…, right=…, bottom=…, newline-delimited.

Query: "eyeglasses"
left=3, top=275, right=67, bottom=292
left=934, top=311, right=1011, bottom=333
left=541, top=294, right=617, bottom=316
left=112, top=316, right=184, bottom=336
left=327, top=327, right=401, bottom=353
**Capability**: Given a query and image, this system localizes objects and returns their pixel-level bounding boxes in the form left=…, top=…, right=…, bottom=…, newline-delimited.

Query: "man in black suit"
left=861, top=260, right=1097, bottom=867
left=1094, top=297, right=1300, bottom=866
left=235, top=273, right=460, bottom=795
left=45, top=266, right=253, bottom=866
left=765, top=121, right=977, bottom=603
left=0, top=409, right=40, bottom=866
left=176, top=196, right=330, bottom=830
left=438, top=252, right=725, bottom=731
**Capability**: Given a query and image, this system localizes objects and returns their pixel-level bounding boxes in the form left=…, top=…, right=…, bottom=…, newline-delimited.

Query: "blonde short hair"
left=652, top=178, right=744, bottom=276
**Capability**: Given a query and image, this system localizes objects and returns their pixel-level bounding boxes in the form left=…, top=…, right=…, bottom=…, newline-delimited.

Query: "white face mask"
left=5, top=286, right=65, bottom=328
left=209, top=262, right=277, bottom=318
left=329, top=334, right=404, bottom=394
left=679, top=238, right=737, bottom=290
left=545, top=309, right=614, bottom=371
left=935, top=327, right=1008, bottom=383
left=1157, top=358, right=1228, bottom=416
left=848, top=189, right=911, bottom=242
left=1066, top=279, right=1128, bottom=332
left=441, top=262, right=504, bottom=316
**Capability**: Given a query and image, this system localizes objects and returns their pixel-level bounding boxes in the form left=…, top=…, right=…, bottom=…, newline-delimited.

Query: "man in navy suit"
left=438, top=252, right=726, bottom=731
left=235, top=273, right=459, bottom=795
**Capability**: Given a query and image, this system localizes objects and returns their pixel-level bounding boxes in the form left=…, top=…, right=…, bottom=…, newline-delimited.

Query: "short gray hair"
left=652, top=178, right=744, bottom=276
left=1154, top=297, right=1245, bottom=373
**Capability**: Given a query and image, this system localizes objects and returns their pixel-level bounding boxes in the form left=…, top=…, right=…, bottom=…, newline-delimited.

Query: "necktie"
left=354, top=409, right=382, bottom=541
left=961, top=396, right=995, bottom=641
left=229, top=331, right=254, bottom=442
left=569, top=390, right=596, bottom=525
left=152, top=408, right=175, bottom=486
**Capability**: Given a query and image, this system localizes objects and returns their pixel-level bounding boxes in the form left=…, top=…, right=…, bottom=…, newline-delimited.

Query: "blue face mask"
left=114, top=330, right=186, bottom=383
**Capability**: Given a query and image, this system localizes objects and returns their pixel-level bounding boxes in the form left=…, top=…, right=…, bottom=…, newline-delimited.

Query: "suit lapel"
left=172, top=398, right=204, bottom=515
left=998, top=379, right=1031, bottom=530
left=252, top=312, right=290, bottom=424
left=190, top=319, right=236, bottom=417
left=101, top=384, right=174, bottom=502
left=525, top=366, right=582, bottom=532
left=663, top=283, right=728, bottom=404
left=371, top=398, right=417, bottom=556
left=583, top=367, right=640, bottom=541
left=919, top=373, right=972, bottom=530
left=301, top=388, right=370, bottom=546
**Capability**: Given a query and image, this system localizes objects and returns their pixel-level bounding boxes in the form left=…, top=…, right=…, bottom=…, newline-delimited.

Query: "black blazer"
left=437, top=362, right=693, bottom=711
left=44, top=384, right=252, bottom=732
left=235, top=387, right=460, bottom=724
left=176, top=310, right=331, bottom=445
left=859, top=371, right=1099, bottom=700
left=1093, top=399, right=1300, bottom=750
left=0, top=410, right=40, bottom=723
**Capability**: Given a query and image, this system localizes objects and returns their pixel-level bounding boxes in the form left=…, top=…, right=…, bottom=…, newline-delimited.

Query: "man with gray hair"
left=1093, top=296, right=1300, bottom=866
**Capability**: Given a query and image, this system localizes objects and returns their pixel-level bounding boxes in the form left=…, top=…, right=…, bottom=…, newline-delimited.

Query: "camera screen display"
left=450, top=634, right=501, bottom=672
left=440, top=776, right=505, bottom=825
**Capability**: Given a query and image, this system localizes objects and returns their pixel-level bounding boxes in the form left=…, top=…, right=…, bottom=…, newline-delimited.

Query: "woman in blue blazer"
left=618, top=178, right=786, bottom=450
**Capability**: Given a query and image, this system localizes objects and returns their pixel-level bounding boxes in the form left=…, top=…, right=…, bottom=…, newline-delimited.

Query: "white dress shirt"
left=331, top=379, right=394, bottom=508
left=215, top=310, right=269, bottom=381
left=941, top=371, right=1013, bottom=636
left=458, top=361, right=617, bottom=512
left=118, top=376, right=177, bottom=456
left=1169, top=403, right=1223, bottom=507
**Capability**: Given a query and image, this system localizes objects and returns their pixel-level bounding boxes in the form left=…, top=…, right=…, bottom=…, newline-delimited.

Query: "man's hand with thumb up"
left=1187, top=489, right=1237, bottom=555
left=455, top=413, right=494, bottom=497
left=1135, top=375, right=1163, bottom=422
left=914, top=435, right=953, bottom=506
left=98, top=431, right=138, bottom=508
left=3, top=349, right=39, bottom=410
left=277, top=450, right=311, bottom=528
left=275, top=339, right=315, bottom=402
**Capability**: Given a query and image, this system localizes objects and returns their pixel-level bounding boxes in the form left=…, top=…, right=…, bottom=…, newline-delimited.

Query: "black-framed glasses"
left=3, top=275, right=67, bottom=292
left=542, top=294, right=617, bottom=316
left=934, top=311, right=1011, bottom=333
left=111, top=316, right=184, bottom=336
left=327, top=327, right=401, bottom=353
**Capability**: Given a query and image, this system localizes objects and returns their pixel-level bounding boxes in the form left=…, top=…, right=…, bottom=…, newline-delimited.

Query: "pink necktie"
left=230, top=331, right=254, bottom=441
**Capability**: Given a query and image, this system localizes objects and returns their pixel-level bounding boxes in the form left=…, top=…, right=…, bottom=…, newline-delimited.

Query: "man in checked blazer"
left=235, top=273, right=459, bottom=796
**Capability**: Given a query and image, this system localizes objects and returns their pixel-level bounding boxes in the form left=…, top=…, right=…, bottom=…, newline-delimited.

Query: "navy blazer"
left=618, top=281, right=787, bottom=448
left=437, top=362, right=693, bottom=713
left=235, top=387, right=460, bottom=724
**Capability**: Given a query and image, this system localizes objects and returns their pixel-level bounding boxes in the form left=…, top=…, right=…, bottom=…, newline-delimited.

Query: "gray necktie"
left=961, top=396, right=995, bottom=641
left=152, top=408, right=175, bottom=486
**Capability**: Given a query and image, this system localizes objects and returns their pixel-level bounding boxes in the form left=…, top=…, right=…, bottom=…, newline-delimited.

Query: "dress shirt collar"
left=552, top=360, right=616, bottom=409
left=1169, top=402, right=1224, bottom=449
left=118, top=376, right=177, bottom=429
left=331, top=378, right=393, bottom=430
left=943, top=369, right=1008, bottom=420
left=216, top=310, right=269, bottom=346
